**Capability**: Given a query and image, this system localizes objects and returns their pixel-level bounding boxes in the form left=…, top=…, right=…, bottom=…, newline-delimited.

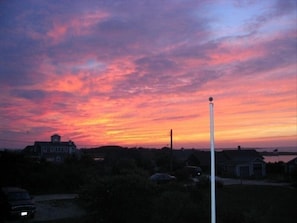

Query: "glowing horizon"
left=0, top=0, right=296, bottom=150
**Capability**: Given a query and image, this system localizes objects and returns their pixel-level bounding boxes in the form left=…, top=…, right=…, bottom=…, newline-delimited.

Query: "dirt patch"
left=4, top=194, right=85, bottom=223
left=33, top=199, right=85, bottom=222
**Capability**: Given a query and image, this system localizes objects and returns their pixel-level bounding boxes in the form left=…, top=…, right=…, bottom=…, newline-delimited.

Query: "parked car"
left=150, top=173, right=176, bottom=184
left=0, top=187, right=36, bottom=219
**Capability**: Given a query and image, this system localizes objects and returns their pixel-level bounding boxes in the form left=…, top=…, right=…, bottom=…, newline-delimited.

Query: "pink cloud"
left=46, top=11, right=109, bottom=44
left=0, top=0, right=296, bottom=149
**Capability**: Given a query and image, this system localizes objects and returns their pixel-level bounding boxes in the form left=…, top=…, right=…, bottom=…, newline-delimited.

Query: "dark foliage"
left=80, top=174, right=155, bottom=223
left=79, top=174, right=207, bottom=223
left=0, top=151, right=93, bottom=194
left=266, top=162, right=285, bottom=175
left=1, top=149, right=296, bottom=223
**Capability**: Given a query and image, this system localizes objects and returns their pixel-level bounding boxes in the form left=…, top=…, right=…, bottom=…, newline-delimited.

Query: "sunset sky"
left=0, top=0, right=296, bottom=150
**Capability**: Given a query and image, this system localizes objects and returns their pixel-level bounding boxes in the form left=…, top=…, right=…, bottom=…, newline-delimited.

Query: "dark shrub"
left=80, top=174, right=155, bottom=223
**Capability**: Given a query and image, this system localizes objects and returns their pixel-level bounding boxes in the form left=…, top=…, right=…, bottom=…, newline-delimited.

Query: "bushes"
left=80, top=174, right=155, bottom=223
left=151, top=190, right=206, bottom=223
left=0, top=152, right=88, bottom=194
left=79, top=174, right=207, bottom=223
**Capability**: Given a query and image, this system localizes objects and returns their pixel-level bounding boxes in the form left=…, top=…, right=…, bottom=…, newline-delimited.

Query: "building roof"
left=34, top=141, right=76, bottom=147
left=222, top=149, right=264, bottom=164
left=287, top=156, right=297, bottom=165
left=51, top=134, right=60, bottom=137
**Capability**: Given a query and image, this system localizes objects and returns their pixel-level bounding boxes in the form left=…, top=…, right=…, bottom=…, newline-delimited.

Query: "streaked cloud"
left=0, top=0, right=296, bottom=149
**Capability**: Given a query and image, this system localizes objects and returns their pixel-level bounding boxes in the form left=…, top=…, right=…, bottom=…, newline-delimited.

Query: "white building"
left=23, top=134, right=77, bottom=162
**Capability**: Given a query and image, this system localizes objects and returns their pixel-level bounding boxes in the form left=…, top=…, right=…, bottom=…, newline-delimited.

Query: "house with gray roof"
left=173, top=147, right=266, bottom=178
left=219, top=149, right=266, bottom=178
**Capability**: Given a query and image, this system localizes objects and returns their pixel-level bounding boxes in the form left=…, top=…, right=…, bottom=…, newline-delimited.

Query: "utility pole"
left=209, top=97, right=216, bottom=223
left=170, top=129, right=173, bottom=172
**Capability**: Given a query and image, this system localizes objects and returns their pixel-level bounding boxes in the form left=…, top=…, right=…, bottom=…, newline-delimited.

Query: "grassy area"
left=215, top=185, right=297, bottom=223
left=38, top=218, right=86, bottom=223
left=41, top=185, right=297, bottom=223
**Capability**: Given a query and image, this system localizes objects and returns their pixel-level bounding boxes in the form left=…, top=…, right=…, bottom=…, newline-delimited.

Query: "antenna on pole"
left=209, top=97, right=216, bottom=223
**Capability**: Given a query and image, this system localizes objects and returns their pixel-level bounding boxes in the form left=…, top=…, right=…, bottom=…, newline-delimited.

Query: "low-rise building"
left=286, top=156, right=297, bottom=175
left=173, top=148, right=266, bottom=178
left=23, top=134, right=77, bottom=162
left=219, top=149, right=266, bottom=178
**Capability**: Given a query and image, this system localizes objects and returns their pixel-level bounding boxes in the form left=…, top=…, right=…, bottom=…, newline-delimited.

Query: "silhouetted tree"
left=186, top=154, right=200, bottom=166
left=80, top=174, right=155, bottom=223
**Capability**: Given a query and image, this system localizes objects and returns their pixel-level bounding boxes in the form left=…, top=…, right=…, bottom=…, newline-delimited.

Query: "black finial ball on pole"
left=209, top=97, right=213, bottom=102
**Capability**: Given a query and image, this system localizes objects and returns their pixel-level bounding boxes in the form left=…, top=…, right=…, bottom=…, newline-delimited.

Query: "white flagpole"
left=209, top=97, right=216, bottom=223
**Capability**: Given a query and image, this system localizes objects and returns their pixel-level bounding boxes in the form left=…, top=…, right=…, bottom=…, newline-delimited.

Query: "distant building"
left=285, top=156, right=297, bottom=175
left=23, top=134, right=77, bottom=162
left=173, top=148, right=266, bottom=178
left=219, top=149, right=266, bottom=178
